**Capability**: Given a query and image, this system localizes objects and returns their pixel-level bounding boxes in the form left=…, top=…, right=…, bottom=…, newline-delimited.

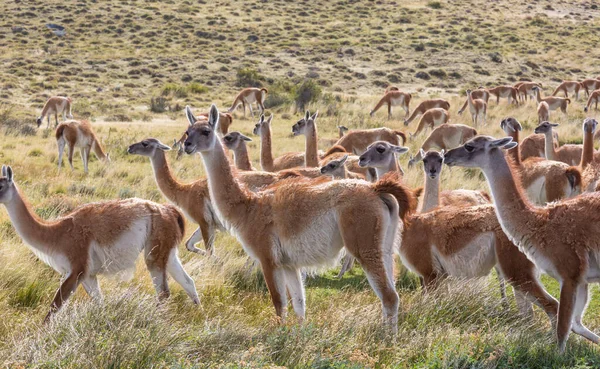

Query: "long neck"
left=467, top=93, right=475, bottom=108
left=150, top=152, right=186, bottom=205
left=543, top=131, right=558, bottom=161
left=506, top=129, right=521, bottom=165
left=200, top=139, right=252, bottom=220
left=535, top=89, right=542, bottom=102
left=92, top=137, right=108, bottom=160
left=480, top=151, right=538, bottom=234
left=259, top=127, right=274, bottom=171
left=420, top=174, right=439, bottom=212
left=305, top=123, right=319, bottom=167
left=375, top=156, right=400, bottom=179
left=581, top=129, right=594, bottom=169
left=233, top=144, right=253, bottom=171
left=4, top=187, right=56, bottom=250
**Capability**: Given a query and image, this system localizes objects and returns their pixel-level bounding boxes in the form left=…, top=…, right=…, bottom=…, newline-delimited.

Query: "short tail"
left=55, top=123, right=67, bottom=140
left=373, top=172, right=417, bottom=224
left=66, top=97, right=72, bottom=104
left=412, top=186, right=424, bottom=199
left=565, top=98, right=571, bottom=104
left=260, top=88, right=268, bottom=103
left=323, top=144, right=347, bottom=158
left=223, top=112, right=233, bottom=123
left=565, top=166, right=582, bottom=191
left=393, top=130, right=407, bottom=145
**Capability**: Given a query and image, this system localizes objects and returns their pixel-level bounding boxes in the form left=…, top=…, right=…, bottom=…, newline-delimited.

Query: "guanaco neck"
left=92, top=136, right=108, bottom=161
left=543, top=130, right=559, bottom=161
left=420, top=174, right=439, bottom=213
left=581, top=129, right=594, bottom=170
left=535, top=89, right=542, bottom=103
left=232, top=143, right=253, bottom=171
left=506, top=129, right=521, bottom=165
left=4, top=186, right=58, bottom=251
left=150, top=151, right=188, bottom=206
left=259, top=125, right=274, bottom=172
left=466, top=92, right=475, bottom=111
left=305, top=122, right=319, bottom=167
left=375, top=156, right=401, bottom=179
left=200, top=139, right=252, bottom=222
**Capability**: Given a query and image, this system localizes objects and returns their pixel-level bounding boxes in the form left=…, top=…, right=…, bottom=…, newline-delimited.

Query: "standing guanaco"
left=36, top=96, right=73, bottom=129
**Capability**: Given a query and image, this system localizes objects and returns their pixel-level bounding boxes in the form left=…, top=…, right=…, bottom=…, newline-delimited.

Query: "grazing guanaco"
left=407, top=124, right=477, bottom=167
left=533, top=86, right=570, bottom=115
left=465, top=89, right=487, bottom=127
left=385, top=86, right=400, bottom=93
left=535, top=122, right=583, bottom=166
left=584, top=89, right=600, bottom=112
left=0, top=165, right=199, bottom=322
left=222, top=131, right=255, bottom=171
left=369, top=90, right=412, bottom=119
left=501, top=117, right=581, bottom=204
left=227, top=87, right=268, bottom=117
left=581, top=79, right=600, bottom=97
left=403, top=98, right=450, bottom=126
left=487, top=86, right=519, bottom=105
left=183, top=104, right=416, bottom=330
left=128, top=138, right=287, bottom=256
left=517, top=82, right=542, bottom=103
left=333, top=127, right=407, bottom=155
left=457, top=88, right=489, bottom=115
left=36, top=96, right=73, bottom=129
left=409, top=108, right=449, bottom=139
left=444, top=135, right=600, bottom=351
left=537, top=101, right=549, bottom=124
left=552, top=81, right=583, bottom=100
left=56, top=120, right=110, bottom=173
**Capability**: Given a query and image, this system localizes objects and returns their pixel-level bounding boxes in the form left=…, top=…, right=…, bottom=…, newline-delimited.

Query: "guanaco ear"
left=208, top=104, right=219, bottom=128
left=440, top=149, right=445, bottom=158
left=304, top=111, right=310, bottom=120
left=338, top=125, right=348, bottom=131
left=419, top=148, right=426, bottom=158
left=267, top=114, right=274, bottom=124
left=514, top=120, right=523, bottom=131
left=240, top=134, right=253, bottom=142
left=259, top=114, right=265, bottom=124
left=338, top=154, right=349, bottom=165
left=489, top=137, right=514, bottom=149
left=185, top=106, right=196, bottom=126
left=157, top=141, right=172, bottom=151
left=392, top=146, right=409, bottom=154
left=503, top=142, right=518, bottom=150
left=6, top=166, right=13, bottom=183
left=550, top=122, right=559, bottom=127
left=1, top=165, right=6, bottom=177
left=310, top=111, right=319, bottom=120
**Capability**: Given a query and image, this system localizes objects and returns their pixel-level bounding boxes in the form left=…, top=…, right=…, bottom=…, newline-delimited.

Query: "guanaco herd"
left=3, top=78, right=600, bottom=352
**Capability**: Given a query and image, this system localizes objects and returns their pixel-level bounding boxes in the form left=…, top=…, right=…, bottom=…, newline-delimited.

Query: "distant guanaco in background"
left=581, top=79, right=600, bottom=97
left=584, top=89, right=600, bottom=112
left=457, top=88, right=489, bottom=114
left=36, top=96, right=73, bottom=129
left=487, top=85, right=519, bottom=105
left=370, top=89, right=412, bottom=119
left=56, top=120, right=110, bottom=173
left=227, top=87, right=267, bottom=117
left=552, top=81, right=583, bottom=100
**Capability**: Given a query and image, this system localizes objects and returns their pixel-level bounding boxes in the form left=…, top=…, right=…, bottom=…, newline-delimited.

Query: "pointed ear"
left=440, top=149, right=445, bottom=158
left=550, top=122, right=559, bottom=127
left=419, top=148, right=426, bottom=158
left=310, top=111, right=318, bottom=120
left=185, top=106, right=196, bottom=126
left=240, top=134, right=253, bottom=142
left=304, top=111, right=310, bottom=120
left=267, top=114, right=274, bottom=124
left=1, top=165, right=6, bottom=177
left=392, top=146, right=409, bottom=154
left=515, top=120, right=523, bottom=131
left=339, top=154, right=349, bottom=165
left=489, top=137, right=514, bottom=149
left=259, top=114, right=265, bottom=124
left=208, top=104, right=219, bottom=128
left=157, top=141, right=172, bottom=151
left=6, top=166, right=13, bottom=183
left=503, top=142, right=518, bottom=150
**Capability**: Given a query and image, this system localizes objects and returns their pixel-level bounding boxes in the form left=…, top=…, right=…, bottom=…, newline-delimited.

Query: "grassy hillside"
left=1, top=0, right=600, bottom=368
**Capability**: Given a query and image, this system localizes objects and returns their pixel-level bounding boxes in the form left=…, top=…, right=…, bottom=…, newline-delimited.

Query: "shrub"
left=427, top=1, right=442, bottom=9
left=236, top=67, right=264, bottom=87
left=292, top=79, right=322, bottom=110
left=187, top=82, right=209, bottom=94
left=150, top=96, right=168, bottom=113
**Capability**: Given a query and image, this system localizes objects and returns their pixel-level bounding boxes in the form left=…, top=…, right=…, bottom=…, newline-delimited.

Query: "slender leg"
left=80, top=148, right=87, bottom=173
left=283, top=268, right=305, bottom=323
left=84, top=147, right=91, bottom=173
left=185, top=226, right=206, bottom=255
left=44, top=271, right=84, bottom=322
left=166, top=249, right=200, bottom=304
left=557, top=281, right=577, bottom=352
left=337, top=254, right=355, bottom=278
left=68, top=145, right=75, bottom=170
left=47, top=116, right=51, bottom=129
left=362, top=260, right=399, bottom=332
left=571, top=283, right=600, bottom=343
left=261, top=262, right=287, bottom=322
left=387, top=103, right=392, bottom=120
left=57, top=139, right=65, bottom=170
left=147, top=265, right=170, bottom=301
left=248, top=103, right=254, bottom=118
left=82, top=275, right=103, bottom=300
left=201, top=222, right=216, bottom=256
left=242, top=102, right=246, bottom=117
left=55, top=112, right=58, bottom=127
left=403, top=104, right=409, bottom=119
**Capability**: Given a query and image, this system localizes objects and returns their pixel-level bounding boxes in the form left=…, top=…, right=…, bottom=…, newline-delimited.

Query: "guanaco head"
left=500, top=117, right=522, bottom=134
left=466, top=89, right=472, bottom=95
left=338, top=125, right=349, bottom=134
left=421, top=149, right=445, bottom=180
left=183, top=104, right=220, bottom=154
left=36, top=117, right=42, bottom=128
left=583, top=118, right=598, bottom=134
left=223, top=131, right=252, bottom=151
left=127, top=138, right=172, bottom=157
left=319, top=154, right=348, bottom=178
left=253, top=114, right=273, bottom=137
left=0, top=165, right=16, bottom=203
left=534, top=121, right=559, bottom=135
left=358, top=141, right=409, bottom=169
left=444, top=136, right=517, bottom=169
left=292, top=111, right=318, bottom=136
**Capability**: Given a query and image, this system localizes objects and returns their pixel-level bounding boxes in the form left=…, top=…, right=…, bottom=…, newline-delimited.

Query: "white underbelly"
left=431, top=232, right=496, bottom=278
left=524, top=176, right=547, bottom=205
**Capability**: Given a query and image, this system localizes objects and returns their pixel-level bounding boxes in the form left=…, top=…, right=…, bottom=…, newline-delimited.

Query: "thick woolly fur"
left=183, top=105, right=416, bottom=329
left=0, top=165, right=199, bottom=321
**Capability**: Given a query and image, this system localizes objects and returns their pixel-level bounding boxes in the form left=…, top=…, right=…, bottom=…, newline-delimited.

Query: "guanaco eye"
left=329, top=164, right=335, bottom=168
left=201, top=129, right=211, bottom=136
left=465, top=145, right=474, bottom=152
left=376, top=146, right=386, bottom=154
left=142, top=141, right=148, bottom=147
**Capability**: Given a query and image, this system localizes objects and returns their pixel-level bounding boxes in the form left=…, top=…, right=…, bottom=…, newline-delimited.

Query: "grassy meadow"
left=1, top=0, right=600, bottom=367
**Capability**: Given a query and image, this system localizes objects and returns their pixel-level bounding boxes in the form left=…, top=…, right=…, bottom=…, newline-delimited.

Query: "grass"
left=0, top=0, right=600, bottom=367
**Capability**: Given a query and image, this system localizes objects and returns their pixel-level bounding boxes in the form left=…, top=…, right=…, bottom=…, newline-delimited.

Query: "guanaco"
left=227, top=87, right=268, bottom=117
left=465, top=89, right=487, bottom=127
left=36, top=96, right=73, bottom=129
left=535, top=122, right=584, bottom=166
left=56, top=120, right=110, bottom=173
left=517, top=82, right=542, bottom=103
left=0, top=165, right=199, bottom=322
left=409, top=108, right=449, bottom=139
left=370, top=90, right=412, bottom=119
left=487, top=85, right=519, bottom=105
left=333, top=127, right=407, bottom=155
left=584, top=89, right=600, bottom=112
left=457, top=88, right=489, bottom=115
left=183, top=104, right=416, bottom=330
left=581, top=79, right=600, bottom=97
left=408, top=124, right=477, bottom=167
left=552, top=81, right=583, bottom=100
left=173, top=111, right=234, bottom=159
left=403, top=99, right=450, bottom=126
left=533, top=86, right=570, bottom=115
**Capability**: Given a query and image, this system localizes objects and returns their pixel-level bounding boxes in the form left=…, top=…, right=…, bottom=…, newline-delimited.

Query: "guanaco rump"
left=227, top=87, right=268, bottom=117
left=36, top=96, right=73, bottom=129
left=0, top=165, right=199, bottom=322
left=552, top=81, right=583, bottom=100
left=409, top=108, right=449, bottom=139
left=445, top=135, right=600, bottom=351
left=403, top=98, right=450, bottom=126
left=333, top=127, right=407, bottom=155
left=55, top=120, right=110, bottom=173
left=183, top=104, right=415, bottom=329
left=369, top=90, right=412, bottom=119
left=457, top=88, right=489, bottom=115
left=487, top=85, right=519, bottom=105
left=407, top=124, right=477, bottom=167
